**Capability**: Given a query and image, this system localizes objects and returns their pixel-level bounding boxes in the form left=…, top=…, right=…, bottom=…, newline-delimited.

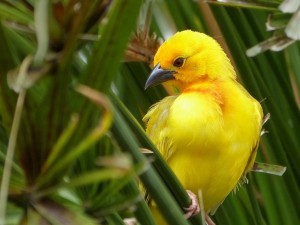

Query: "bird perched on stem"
left=144, top=30, right=264, bottom=225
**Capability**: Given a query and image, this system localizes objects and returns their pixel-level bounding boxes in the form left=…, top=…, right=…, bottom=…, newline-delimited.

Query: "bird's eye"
left=173, top=57, right=185, bottom=68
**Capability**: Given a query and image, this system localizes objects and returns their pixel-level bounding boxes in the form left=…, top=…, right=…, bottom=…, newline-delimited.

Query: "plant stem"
left=0, top=89, right=26, bottom=225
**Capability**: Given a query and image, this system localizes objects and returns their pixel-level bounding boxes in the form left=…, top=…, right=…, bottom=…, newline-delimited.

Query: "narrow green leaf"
left=0, top=89, right=26, bottom=225
left=33, top=199, right=96, bottom=225
left=41, top=114, right=79, bottom=174
left=0, top=3, right=33, bottom=24
left=206, top=0, right=278, bottom=11
left=111, top=105, right=191, bottom=225
left=33, top=0, right=49, bottom=65
left=252, top=162, right=286, bottom=176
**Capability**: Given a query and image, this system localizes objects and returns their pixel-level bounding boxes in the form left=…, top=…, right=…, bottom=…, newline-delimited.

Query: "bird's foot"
left=183, top=190, right=216, bottom=225
left=183, top=190, right=200, bottom=219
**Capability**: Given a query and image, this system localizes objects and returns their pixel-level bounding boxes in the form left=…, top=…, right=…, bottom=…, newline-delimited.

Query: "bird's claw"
left=183, top=190, right=200, bottom=219
left=183, top=190, right=216, bottom=225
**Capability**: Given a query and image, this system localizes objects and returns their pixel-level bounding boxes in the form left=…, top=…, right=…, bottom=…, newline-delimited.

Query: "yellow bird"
left=144, top=30, right=263, bottom=224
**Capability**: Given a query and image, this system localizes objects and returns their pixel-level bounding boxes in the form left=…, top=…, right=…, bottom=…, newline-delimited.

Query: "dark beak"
left=144, top=63, right=175, bottom=89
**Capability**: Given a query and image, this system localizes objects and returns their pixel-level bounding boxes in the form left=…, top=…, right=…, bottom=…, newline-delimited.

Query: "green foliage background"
left=0, top=1, right=299, bottom=225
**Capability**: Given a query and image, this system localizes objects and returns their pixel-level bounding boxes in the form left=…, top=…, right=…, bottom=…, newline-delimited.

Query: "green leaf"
left=33, top=0, right=49, bottom=65
left=33, top=199, right=96, bottom=225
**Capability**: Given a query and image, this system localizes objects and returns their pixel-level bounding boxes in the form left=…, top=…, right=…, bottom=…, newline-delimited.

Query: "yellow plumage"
left=144, top=30, right=263, bottom=222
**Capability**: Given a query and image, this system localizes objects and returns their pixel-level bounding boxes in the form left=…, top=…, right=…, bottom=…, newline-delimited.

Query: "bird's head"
left=145, top=30, right=236, bottom=89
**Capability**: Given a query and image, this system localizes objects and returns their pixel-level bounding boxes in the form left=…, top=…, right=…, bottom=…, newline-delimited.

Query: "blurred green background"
left=0, top=1, right=299, bottom=225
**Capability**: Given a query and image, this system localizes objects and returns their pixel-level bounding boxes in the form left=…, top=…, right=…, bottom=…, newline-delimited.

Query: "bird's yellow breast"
left=146, top=78, right=263, bottom=212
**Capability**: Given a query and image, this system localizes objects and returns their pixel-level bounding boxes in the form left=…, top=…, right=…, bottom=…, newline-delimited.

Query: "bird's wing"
left=239, top=101, right=265, bottom=185
left=210, top=100, right=264, bottom=215
left=143, top=96, right=177, bottom=160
